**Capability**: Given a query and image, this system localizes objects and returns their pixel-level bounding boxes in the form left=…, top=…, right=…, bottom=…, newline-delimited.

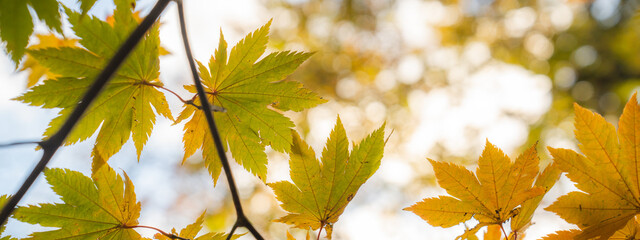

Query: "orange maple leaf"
left=406, top=140, right=558, bottom=239
left=546, top=93, right=640, bottom=239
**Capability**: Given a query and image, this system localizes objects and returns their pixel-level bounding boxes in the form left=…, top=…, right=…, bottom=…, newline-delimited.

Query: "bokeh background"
left=1, top=0, right=639, bottom=239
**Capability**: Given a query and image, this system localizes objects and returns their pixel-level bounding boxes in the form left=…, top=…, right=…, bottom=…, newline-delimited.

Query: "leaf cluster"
left=10, top=1, right=640, bottom=240
left=0, top=1, right=387, bottom=239
left=406, top=94, right=640, bottom=240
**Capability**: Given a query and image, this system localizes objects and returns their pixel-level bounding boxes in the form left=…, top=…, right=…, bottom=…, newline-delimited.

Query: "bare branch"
left=175, top=1, right=264, bottom=239
left=0, top=141, right=40, bottom=148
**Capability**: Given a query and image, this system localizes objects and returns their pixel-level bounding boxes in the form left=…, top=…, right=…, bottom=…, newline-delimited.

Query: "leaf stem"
left=499, top=224, right=508, bottom=240
left=125, top=225, right=190, bottom=240
left=0, top=140, right=40, bottom=148
left=0, top=0, right=171, bottom=227
left=317, top=225, right=324, bottom=240
left=175, top=1, right=263, bottom=240
left=145, top=81, right=202, bottom=109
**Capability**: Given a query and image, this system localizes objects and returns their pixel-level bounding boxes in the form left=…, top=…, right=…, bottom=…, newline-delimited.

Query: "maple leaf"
left=175, top=20, right=326, bottom=182
left=0, top=194, right=16, bottom=240
left=269, top=117, right=385, bottom=239
left=13, top=165, right=142, bottom=239
left=405, top=141, right=550, bottom=239
left=542, top=217, right=640, bottom=240
left=78, top=0, right=99, bottom=15
left=286, top=230, right=310, bottom=240
left=540, top=230, right=581, bottom=240
left=483, top=225, right=503, bottom=240
left=0, top=0, right=63, bottom=64
left=545, top=93, right=640, bottom=240
left=508, top=163, right=561, bottom=239
left=19, top=34, right=80, bottom=87
left=153, top=212, right=239, bottom=240
left=14, top=0, right=172, bottom=164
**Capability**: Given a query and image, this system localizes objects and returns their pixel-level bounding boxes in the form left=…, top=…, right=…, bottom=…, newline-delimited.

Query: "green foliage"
left=0, top=195, right=13, bottom=240
left=175, top=20, right=326, bottom=183
left=14, top=166, right=141, bottom=239
left=9, top=0, right=640, bottom=239
left=78, top=0, right=99, bottom=15
left=0, top=0, right=63, bottom=64
left=14, top=1, right=172, bottom=166
left=269, top=117, right=385, bottom=239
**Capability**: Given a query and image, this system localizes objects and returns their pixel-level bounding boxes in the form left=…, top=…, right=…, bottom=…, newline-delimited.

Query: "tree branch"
left=0, top=0, right=171, bottom=227
left=0, top=141, right=40, bottom=148
left=174, top=1, right=264, bottom=239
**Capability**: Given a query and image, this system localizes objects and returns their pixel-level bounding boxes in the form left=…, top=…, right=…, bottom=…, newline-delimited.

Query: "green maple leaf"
left=153, top=212, right=240, bottom=240
left=175, top=20, right=326, bottom=182
left=14, top=0, right=172, bottom=164
left=0, top=194, right=17, bottom=240
left=13, top=165, right=142, bottom=239
left=269, top=117, right=385, bottom=239
left=0, top=0, right=63, bottom=64
left=0, top=195, right=8, bottom=234
left=78, top=0, right=99, bottom=15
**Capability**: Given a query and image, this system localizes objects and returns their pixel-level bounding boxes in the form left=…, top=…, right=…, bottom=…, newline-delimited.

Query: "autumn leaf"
left=0, top=194, right=16, bottom=240
left=14, top=0, right=172, bottom=164
left=0, top=0, right=62, bottom=64
left=405, top=140, right=550, bottom=239
left=542, top=216, right=640, bottom=240
left=269, top=117, right=385, bottom=239
left=0, top=195, right=7, bottom=232
left=540, top=230, right=581, bottom=240
left=153, top=212, right=239, bottom=240
left=509, top=163, right=561, bottom=239
left=19, top=34, right=80, bottom=87
left=286, top=230, right=310, bottom=240
left=483, top=225, right=503, bottom=240
left=610, top=216, right=640, bottom=239
left=13, top=165, right=142, bottom=239
left=545, top=93, right=640, bottom=240
left=175, top=20, right=326, bottom=182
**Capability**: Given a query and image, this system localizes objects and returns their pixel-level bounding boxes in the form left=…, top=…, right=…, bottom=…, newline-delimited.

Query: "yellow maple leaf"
left=546, top=93, right=640, bottom=240
left=542, top=216, right=640, bottom=240
left=405, top=141, right=557, bottom=239
left=540, top=230, right=581, bottom=240
left=286, top=230, right=310, bottom=240
left=19, top=34, right=78, bottom=87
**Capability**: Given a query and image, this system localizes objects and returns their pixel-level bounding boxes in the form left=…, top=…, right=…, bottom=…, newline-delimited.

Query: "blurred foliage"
left=266, top=0, right=640, bottom=157
left=247, top=0, right=640, bottom=236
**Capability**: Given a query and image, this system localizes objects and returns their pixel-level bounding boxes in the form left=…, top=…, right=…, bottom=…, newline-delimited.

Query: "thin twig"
left=226, top=223, right=239, bottom=240
left=0, top=141, right=40, bottom=148
left=175, top=1, right=264, bottom=239
left=125, top=225, right=190, bottom=240
left=499, top=224, right=509, bottom=240
left=0, top=0, right=171, bottom=227
left=144, top=82, right=202, bottom=109
left=316, top=225, right=324, bottom=240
